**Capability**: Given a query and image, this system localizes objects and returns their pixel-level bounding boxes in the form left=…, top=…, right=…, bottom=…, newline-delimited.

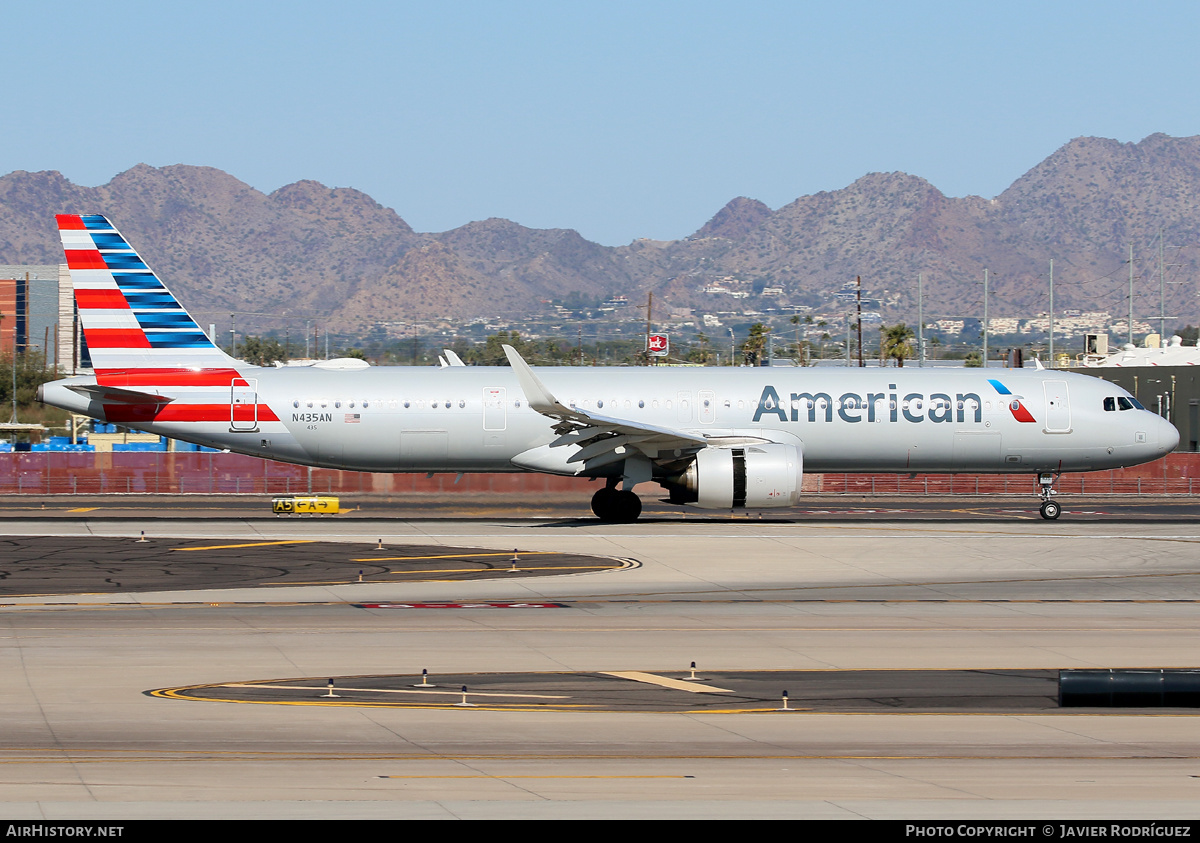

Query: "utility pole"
left=230, top=313, right=236, bottom=359
left=8, top=309, right=18, bottom=424
left=646, top=291, right=653, bottom=366
left=856, top=275, right=864, bottom=368
left=1128, top=243, right=1135, bottom=346
left=1159, top=230, right=1167, bottom=341
left=982, top=268, right=989, bottom=370
left=918, top=273, right=924, bottom=368
left=845, top=313, right=852, bottom=366
left=1048, top=260, right=1054, bottom=368
left=9, top=341, right=16, bottom=424
left=637, top=292, right=654, bottom=366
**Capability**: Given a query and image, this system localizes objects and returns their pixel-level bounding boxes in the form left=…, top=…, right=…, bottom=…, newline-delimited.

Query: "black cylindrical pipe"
left=1059, top=669, right=1200, bottom=707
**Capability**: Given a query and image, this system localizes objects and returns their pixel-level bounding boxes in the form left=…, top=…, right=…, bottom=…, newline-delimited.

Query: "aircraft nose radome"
left=1159, top=415, right=1180, bottom=452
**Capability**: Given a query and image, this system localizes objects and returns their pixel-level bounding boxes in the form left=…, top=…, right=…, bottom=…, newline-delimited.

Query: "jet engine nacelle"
left=674, top=443, right=803, bottom=509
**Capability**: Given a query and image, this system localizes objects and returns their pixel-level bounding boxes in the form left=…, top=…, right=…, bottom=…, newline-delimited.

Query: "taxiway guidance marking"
left=356, top=602, right=568, bottom=609
left=222, top=683, right=569, bottom=700
left=379, top=778, right=691, bottom=787
left=602, top=671, right=733, bottom=693
left=353, top=551, right=560, bottom=562
left=172, top=540, right=317, bottom=551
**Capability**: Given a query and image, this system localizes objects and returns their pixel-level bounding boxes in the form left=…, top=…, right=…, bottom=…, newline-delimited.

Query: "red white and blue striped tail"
left=57, top=214, right=238, bottom=379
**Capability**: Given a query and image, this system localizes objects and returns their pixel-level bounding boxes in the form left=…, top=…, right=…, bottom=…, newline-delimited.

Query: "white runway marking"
left=601, top=671, right=734, bottom=694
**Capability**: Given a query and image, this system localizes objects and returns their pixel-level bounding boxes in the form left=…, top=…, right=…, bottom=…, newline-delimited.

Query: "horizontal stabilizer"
left=66, top=384, right=174, bottom=405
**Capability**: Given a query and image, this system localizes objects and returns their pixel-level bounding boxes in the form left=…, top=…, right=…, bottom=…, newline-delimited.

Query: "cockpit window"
left=1129, top=397, right=1145, bottom=410
left=1104, top=397, right=1116, bottom=412
left=1117, top=397, right=1135, bottom=411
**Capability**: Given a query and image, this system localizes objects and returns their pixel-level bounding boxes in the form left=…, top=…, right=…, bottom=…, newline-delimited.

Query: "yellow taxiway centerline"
left=172, top=540, right=316, bottom=552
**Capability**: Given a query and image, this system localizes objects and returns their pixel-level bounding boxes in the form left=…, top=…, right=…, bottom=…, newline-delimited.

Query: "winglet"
left=502, top=344, right=569, bottom=416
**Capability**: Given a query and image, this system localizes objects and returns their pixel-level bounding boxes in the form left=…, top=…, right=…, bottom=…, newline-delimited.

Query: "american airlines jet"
left=39, top=214, right=1178, bottom=521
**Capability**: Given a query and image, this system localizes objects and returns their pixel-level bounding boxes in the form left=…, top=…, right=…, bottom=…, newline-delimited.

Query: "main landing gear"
left=1036, top=471, right=1061, bottom=520
left=591, top=480, right=643, bottom=523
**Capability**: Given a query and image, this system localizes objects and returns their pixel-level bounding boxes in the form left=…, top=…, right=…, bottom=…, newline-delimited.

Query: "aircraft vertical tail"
left=57, top=214, right=239, bottom=381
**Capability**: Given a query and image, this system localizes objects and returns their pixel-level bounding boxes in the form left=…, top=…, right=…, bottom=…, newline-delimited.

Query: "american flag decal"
left=345, top=413, right=361, bottom=424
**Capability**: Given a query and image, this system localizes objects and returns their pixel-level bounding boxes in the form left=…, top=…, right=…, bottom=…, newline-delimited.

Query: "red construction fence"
left=2, top=452, right=1199, bottom=497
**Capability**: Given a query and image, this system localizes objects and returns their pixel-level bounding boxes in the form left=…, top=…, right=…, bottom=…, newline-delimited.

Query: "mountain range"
left=1, top=133, right=1198, bottom=336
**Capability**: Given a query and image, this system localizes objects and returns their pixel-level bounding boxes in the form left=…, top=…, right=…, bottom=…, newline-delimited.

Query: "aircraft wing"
left=503, top=344, right=707, bottom=473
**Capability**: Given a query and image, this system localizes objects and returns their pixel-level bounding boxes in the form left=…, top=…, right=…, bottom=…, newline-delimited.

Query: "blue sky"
left=6, top=1, right=1200, bottom=245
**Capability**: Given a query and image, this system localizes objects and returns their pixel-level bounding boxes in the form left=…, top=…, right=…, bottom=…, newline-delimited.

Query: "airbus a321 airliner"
left=39, top=214, right=1178, bottom=521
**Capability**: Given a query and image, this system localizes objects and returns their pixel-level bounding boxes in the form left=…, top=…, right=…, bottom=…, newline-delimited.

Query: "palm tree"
left=880, top=323, right=915, bottom=367
left=742, top=323, right=770, bottom=366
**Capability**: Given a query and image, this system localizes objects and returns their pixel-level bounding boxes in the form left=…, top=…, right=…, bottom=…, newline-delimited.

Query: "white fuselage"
left=41, top=364, right=1179, bottom=476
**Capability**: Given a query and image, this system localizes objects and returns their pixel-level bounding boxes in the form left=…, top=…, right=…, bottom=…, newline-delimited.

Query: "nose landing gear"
left=1036, top=471, right=1061, bottom=520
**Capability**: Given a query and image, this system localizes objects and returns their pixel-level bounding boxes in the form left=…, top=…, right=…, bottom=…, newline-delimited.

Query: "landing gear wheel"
left=590, top=487, right=642, bottom=523
left=1039, top=500, right=1061, bottom=520
left=591, top=487, right=618, bottom=521
left=614, top=490, right=642, bottom=523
